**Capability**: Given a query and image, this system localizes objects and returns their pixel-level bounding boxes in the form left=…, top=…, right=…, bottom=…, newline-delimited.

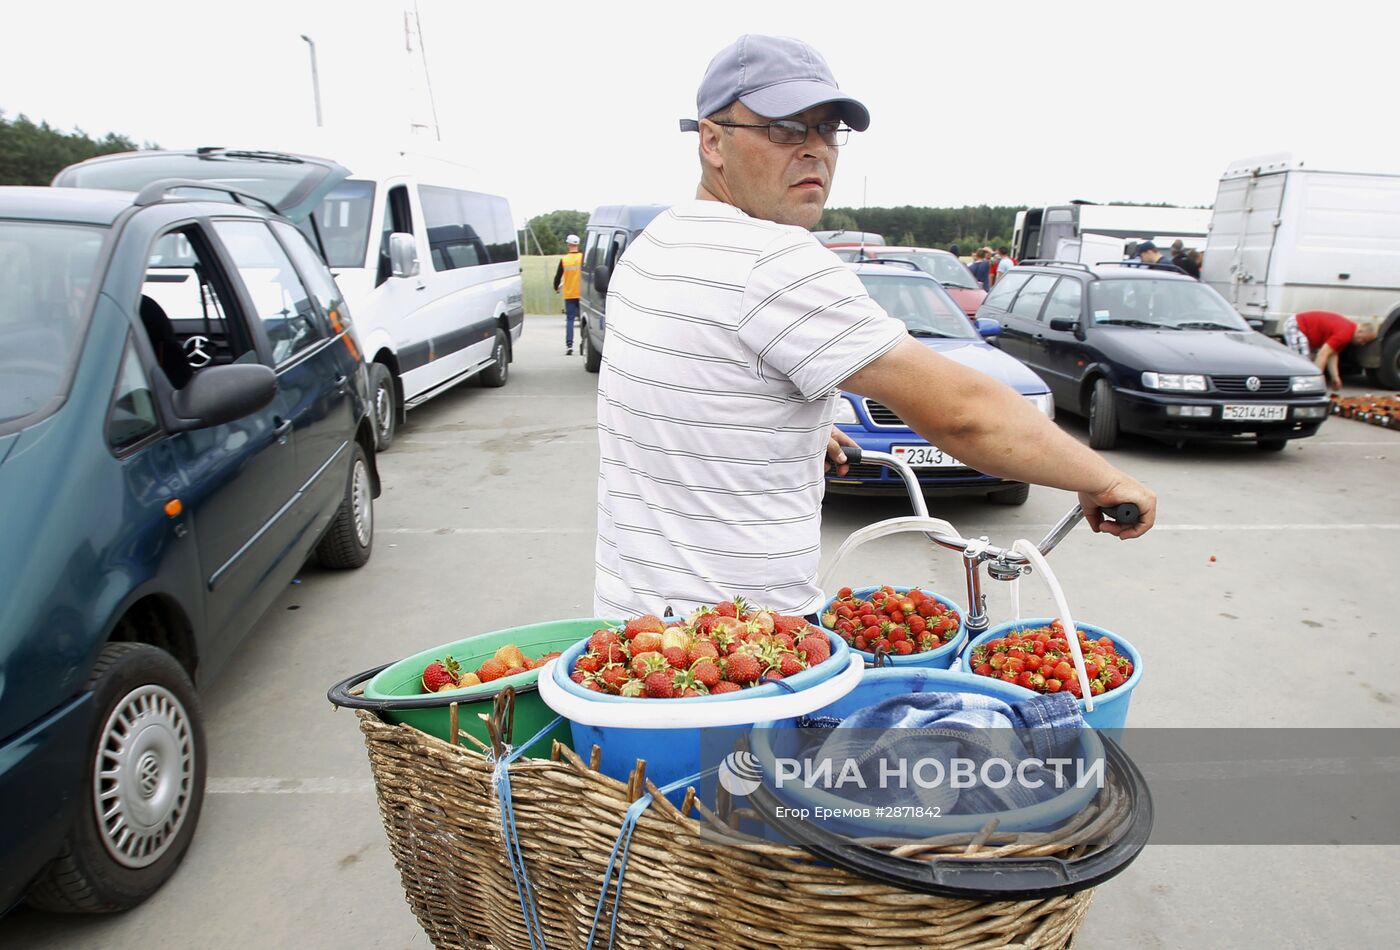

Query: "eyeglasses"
left=709, top=118, right=851, bottom=147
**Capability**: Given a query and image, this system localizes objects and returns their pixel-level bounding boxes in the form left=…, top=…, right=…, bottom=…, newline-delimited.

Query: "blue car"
left=827, top=262, right=1054, bottom=505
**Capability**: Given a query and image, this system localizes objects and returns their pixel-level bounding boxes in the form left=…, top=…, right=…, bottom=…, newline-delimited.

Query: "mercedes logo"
left=1246, top=376, right=1261, bottom=392
left=183, top=335, right=212, bottom=368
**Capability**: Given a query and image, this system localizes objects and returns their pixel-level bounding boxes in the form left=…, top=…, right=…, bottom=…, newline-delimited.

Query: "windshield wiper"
left=1097, top=318, right=1178, bottom=330
left=1175, top=320, right=1240, bottom=331
left=907, top=328, right=953, bottom=339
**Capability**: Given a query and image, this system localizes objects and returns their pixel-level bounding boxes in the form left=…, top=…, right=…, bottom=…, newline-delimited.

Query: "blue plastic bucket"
left=550, top=627, right=851, bottom=704
left=818, top=586, right=966, bottom=669
left=963, top=620, right=1142, bottom=731
left=748, top=667, right=1104, bottom=838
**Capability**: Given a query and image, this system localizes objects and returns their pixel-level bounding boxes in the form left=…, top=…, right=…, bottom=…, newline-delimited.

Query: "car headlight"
left=834, top=396, right=859, bottom=425
left=1292, top=374, right=1326, bottom=393
left=1141, top=372, right=1207, bottom=392
left=1026, top=392, right=1055, bottom=419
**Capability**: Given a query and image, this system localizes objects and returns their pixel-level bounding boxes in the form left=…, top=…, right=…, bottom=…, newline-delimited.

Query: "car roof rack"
left=855, top=258, right=922, bottom=272
left=1016, top=259, right=1094, bottom=273
left=133, top=178, right=279, bottom=214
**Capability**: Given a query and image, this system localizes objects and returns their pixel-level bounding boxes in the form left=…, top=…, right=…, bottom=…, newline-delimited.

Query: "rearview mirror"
left=593, top=264, right=611, bottom=295
left=168, top=364, right=277, bottom=432
left=1049, top=317, right=1081, bottom=333
left=389, top=232, right=420, bottom=278
left=975, top=317, right=1001, bottom=338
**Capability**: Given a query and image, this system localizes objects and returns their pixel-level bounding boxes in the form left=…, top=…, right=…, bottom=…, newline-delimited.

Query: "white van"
left=1201, top=154, right=1400, bottom=387
left=54, top=146, right=524, bottom=449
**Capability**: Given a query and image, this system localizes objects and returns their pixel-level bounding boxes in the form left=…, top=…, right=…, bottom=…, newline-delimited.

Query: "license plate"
left=892, top=444, right=963, bottom=468
left=1222, top=404, right=1287, bottom=422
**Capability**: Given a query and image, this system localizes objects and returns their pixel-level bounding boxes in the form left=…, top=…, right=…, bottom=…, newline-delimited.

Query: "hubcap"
left=94, top=685, right=195, bottom=869
left=375, top=383, right=393, bottom=441
left=352, top=458, right=372, bottom=546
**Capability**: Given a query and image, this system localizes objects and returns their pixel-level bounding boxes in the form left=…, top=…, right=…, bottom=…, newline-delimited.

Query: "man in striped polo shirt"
left=593, top=35, right=1156, bottom=619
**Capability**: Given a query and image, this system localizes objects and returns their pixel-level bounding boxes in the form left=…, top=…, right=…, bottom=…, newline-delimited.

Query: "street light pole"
left=300, top=34, right=324, bottom=127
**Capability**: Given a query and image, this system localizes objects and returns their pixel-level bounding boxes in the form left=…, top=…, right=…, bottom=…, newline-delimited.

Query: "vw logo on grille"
left=1246, top=376, right=1261, bottom=392
left=184, top=335, right=213, bottom=368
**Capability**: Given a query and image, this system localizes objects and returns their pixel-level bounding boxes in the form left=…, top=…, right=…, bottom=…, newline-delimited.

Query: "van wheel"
left=582, top=323, right=602, bottom=374
left=987, top=482, right=1030, bottom=505
left=27, top=643, right=205, bottom=913
left=1376, top=333, right=1400, bottom=390
left=369, top=363, right=397, bottom=452
left=479, top=328, right=509, bottom=388
left=316, top=443, right=373, bottom=569
left=1088, top=378, right=1119, bottom=450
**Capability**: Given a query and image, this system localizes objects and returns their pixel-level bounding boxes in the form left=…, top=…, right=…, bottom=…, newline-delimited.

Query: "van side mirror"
left=389, top=232, right=420, bottom=278
left=168, top=364, right=277, bottom=432
left=1049, top=317, right=1082, bottom=335
left=593, top=264, right=610, bottom=295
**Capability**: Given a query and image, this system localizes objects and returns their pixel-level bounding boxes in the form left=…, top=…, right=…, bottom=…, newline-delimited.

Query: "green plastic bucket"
left=354, top=617, right=615, bottom=753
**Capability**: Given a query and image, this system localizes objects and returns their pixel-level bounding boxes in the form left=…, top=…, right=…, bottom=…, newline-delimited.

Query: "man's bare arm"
left=841, top=338, right=1156, bottom=538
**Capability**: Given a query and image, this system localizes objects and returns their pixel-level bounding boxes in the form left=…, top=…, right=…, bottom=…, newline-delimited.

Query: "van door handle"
left=273, top=417, right=293, bottom=440
left=415, top=281, right=427, bottom=291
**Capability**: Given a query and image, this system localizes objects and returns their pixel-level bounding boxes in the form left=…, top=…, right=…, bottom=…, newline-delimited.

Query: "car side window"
left=214, top=220, right=327, bottom=365
left=608, top=231, right=627, bottom=269
left=983, top=272, right=1029, bottom=310
left=1010, top=275, right=1059, bottom=320
left=1042, top=279, right=1084, bottom=323
left=107, top=338, right=160, bottom=450
left=139, top=225, right=255, bottom=387
left=584, top=230, right=603, bottom=271
left=270, top=221, right=348, bottom=333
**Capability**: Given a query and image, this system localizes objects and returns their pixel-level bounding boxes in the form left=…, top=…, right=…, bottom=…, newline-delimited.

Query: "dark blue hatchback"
left=0, top=183, right=379, bottom=914
left=826, top=263, right=1054, bottom=505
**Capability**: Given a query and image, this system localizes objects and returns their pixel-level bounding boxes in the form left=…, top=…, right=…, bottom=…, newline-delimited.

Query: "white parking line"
left=208, top=777, right=373, bottom=794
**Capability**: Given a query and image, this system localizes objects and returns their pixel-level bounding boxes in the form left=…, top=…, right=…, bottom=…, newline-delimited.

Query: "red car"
left=829, top=246, right=987, bottom=319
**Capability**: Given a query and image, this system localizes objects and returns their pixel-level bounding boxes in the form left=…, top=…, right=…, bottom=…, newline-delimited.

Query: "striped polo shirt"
left=593, top=200, right=907, bottom=618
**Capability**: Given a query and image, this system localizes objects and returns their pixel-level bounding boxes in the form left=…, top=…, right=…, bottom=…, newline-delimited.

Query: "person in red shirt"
left=1283, top=310, right=1378, bottom=390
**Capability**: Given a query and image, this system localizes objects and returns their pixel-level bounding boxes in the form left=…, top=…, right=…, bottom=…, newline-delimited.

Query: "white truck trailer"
left=1201, top=154, right=1400, bottom=387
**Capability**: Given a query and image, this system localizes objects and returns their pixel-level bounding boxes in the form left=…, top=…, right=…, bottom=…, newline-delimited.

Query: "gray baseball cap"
left=678, top=34, right=870, bottom=133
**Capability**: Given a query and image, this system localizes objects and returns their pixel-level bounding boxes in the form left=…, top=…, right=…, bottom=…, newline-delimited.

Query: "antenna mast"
left=404, top=3, right=442, bottom=140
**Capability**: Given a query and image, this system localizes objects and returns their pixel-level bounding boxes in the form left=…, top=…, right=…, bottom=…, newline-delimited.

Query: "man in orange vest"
left=554, top=234, right=583, bottom=355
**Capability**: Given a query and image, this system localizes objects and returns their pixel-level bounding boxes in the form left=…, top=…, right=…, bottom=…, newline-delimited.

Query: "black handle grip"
left=1097, top=503, right=1140, bottom=525
left=842, top=443, right=863, bottom=465
left=325, top=663, right=538, bottom=712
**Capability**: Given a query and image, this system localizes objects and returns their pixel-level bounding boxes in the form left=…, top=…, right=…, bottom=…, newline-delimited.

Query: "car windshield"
left=0, top=221, right=107, bottom=427
left=858, top=274, right=979, bottom=340
left=879, top=252, right=979, bottom=289
left=307, top=179, right=375, bottom=268
left=1087, top=279, right=1251, bottom=331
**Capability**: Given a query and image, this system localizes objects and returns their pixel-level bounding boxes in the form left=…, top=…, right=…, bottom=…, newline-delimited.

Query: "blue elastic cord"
left=490, top=715, right=563, bottom=950
left=768, top=677, right=798, bottom=695
left=584, top=765, right=719, bottom=950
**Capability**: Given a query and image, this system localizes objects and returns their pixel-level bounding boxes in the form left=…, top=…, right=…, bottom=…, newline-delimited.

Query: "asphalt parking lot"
left=4, top=314, right=1398, bottom=949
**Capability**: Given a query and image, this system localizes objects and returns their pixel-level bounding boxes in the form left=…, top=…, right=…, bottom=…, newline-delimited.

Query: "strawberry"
left=837, top=586, right=853, bottom=598
left=458, top=672, right=482, bottom=688
left=723, top=652, right=762, bottom=686
left=619, top=678, right=646, bottom=698
left=660, top=626, right=692, bottom=653
left=570, top=669, right=588, bottom=684
left=631, top=631, right=664, bottom=655
left=494, top=644, right=526, bottom=669
left=624, top=614, right=665, bottom=640
left=778, top=652, right=806, bottom=677
left=820, top=610, right=838, bottom=629
left=582, top=679, right=604, bottom=692
left=477, top=658, right=508, bottom=683
left=749, top=611, right=776, bottom=635
left=797, top=633, right=831, bottom=667
left=576, top=653, right=603, bottom=675
left=600, top=665, right=631, bottom=694
left=420, top=656, right=461, bottom=693
left=692, top=659, right=722, bottom=689
left=630, top=651, right=667, bottom=678
left=537, top=651, right=561, bottom=664
left=663, top=646, right=689, bottom=670
left=504, top=666, right=527, bottom=677
left=893, top=640, right=914, bottom=655
left=687, top=640, right=720, bottom=664
left=589, top=629, right=623, bottom=655
left=714, top=599, right=739, bottom=618
left=643, top=670, right=676, bottom=698
left=600, top=642, right=628, bottom=666
left=710, top=681, right=743, bottom=694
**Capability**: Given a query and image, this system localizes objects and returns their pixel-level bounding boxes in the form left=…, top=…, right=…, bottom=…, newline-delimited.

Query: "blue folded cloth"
left=808, top=691, right=1084, bottom=816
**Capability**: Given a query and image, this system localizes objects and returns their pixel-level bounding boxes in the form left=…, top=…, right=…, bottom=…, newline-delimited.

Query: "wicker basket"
left=354, top=708, right=1114, bottom=950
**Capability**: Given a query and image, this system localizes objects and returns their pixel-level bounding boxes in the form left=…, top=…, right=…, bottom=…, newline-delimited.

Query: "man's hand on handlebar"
left=825, top=426, right=859, bottom=476
left=1079, top=474, right=1156, bottom=540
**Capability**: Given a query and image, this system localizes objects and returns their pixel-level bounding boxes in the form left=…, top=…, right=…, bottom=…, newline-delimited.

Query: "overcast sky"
left=4, top=0, right=1396, bottom=224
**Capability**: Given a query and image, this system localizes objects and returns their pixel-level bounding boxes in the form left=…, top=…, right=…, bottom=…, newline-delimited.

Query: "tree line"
left=0, top=112, right=151, bottom=185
